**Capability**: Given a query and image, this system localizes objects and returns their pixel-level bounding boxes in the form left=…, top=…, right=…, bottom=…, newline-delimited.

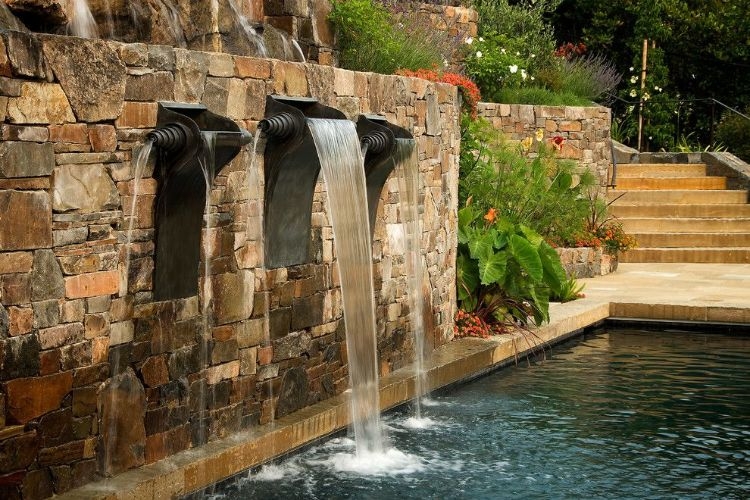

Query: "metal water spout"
left=261, top=95, right=347, bottom=268
left=149, top=102, right=252, bottom=300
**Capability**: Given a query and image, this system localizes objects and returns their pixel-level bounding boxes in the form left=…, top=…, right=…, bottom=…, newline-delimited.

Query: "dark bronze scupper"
left=149, top=102, right=252, bottom=300
left=261, top=95, right=346, bottom=269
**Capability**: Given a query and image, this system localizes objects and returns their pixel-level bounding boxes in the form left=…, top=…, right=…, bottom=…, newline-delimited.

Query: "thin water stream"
left=307, top=119, right=383, bottom=456
left=67, top=0, right=99, bottom=38
left=394, top=139, right=428, bottom=422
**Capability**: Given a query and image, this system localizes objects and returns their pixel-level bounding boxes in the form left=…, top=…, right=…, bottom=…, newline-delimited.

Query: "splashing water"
left=66, top=0, right=99, bottom=38
left=394, top=139, right=429, bottom=419
left=307, top=119, right=383, bottom=455
left=227, top=0, right=268, bottom=57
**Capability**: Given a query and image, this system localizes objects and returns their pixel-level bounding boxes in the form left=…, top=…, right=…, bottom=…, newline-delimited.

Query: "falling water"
left=124, top=139, right=153, bottom=289
left=227, top=0, right=268, bottom=57
left=244, top=132, right=277, bottom=422
left=197, top=132, right=218, bottom=446
left=308, top=119, right=383, bottom=455
left=66, top=0, right=99, bottom=38
left=157, top=0, right=187, bottom=47
left=102, top=0, right=114, bottom=38
left=394, top=139, right=428, bottom=420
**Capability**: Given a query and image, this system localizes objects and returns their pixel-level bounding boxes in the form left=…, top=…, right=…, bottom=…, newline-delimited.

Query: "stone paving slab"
left=59, top=263, right=749, bottom=499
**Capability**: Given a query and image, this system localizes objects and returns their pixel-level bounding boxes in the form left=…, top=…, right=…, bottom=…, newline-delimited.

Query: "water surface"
left=207, top=328, right=750, bottom=499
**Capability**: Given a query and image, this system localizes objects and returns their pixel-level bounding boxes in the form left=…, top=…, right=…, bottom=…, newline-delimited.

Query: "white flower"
left=478, top=37, right=484, bottom=42
left=500, top=48, right=506, bottom=54
left=521, top=69, right=528, bottom=80
left=465, top=37, right=473, bottom=45
left=629, top=66, right=635, bottom=71
left=509, top=65, right=518, bottom=73
left=629, top=89, right=637, bottom=97
left=516, top=51, right=520, bottom=56
left=530, top=76, right=535, bottom=81
left=443, top=59, right=449, bottom=68
left=530, top=54, right=536, bottom=58
left=628, top=105, right=635, bottom=113
left=630, top=76, right=638, bottom=84
left=643, top=92, right=650, bottom=101
left=476, top=51, right=483, bottom=58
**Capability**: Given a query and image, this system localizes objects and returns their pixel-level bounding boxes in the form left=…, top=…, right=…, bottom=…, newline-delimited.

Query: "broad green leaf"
left=478, top=251, right=507, bottom=285
left=456, top=253, right=479, bottom=300
left=538, top=241, right=566, bottom=295
left=553, top=171, right=573, bottom=191
left=519, top=224, right=544, bottom=248
left=468, top=232, right=494, bottom=261
left=458, top=206, right=475, bottom=229
left=509, top=234, right=543, bottom=282
left=493, top=230, right=508, bottom=250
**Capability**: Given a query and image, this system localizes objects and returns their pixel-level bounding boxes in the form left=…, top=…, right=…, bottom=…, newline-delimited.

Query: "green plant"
left=492, top=87, right=592, bottom=106
left=674, top=132, right=727, bottom=153
left=459, top=116, right=595, bottom=245
left=550, top=276, right=585, bottom=303
left=715, top=109, right=750, bottom=162
left=457, top=205, right=567, bottom=326
left=558, top=54, right=621, bottom=103
left=329, top=0, right=453, bottom=74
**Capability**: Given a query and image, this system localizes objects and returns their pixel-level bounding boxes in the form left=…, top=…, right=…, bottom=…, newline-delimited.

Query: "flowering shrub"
left=554, top=42, right=587, bottom=59
left=464, top=32, right=537, bottom=101
left=396, top=68, right=481, bottom=118
left=454, top=309, right=508, bottom=338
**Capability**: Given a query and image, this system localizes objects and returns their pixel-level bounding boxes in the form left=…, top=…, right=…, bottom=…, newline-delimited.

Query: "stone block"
left=42, top=36, right=126, bottom=122
left=173, top=48, right=208, bottom=103
left=237, top=318, right=265, bottom=348
left=0, top=141, right=54, bottom=179
left=272, top=330, right=312, bottom=362
left=1, top=124, right=49, bottom=142
left=110, top=320, right=134, bottom=346
left=1, top=333, right=41, bottom=380
left=114, top=101, right=158, bottom=129
left=98, top=369, right=146, bottom=475
left=0, top=190, right=52, bottom=250
left=239, top=346, right=257, bottom=375
left=140, top=354, right=169, bottom=387
left=0, top=431, right=38, bottom=474
left=212, top=270, right=254, bottom=325
left=64, top=270, right=120, bottom=299
left=275, top=366, right=308, bottom=418
left=8, top=305, right=33, bottom=335
left=124, top=71, right=174, bottom=101
left=5, top=371, right=73, bottom=424
left=211, top=339, right=238, bottom=365
left=3, top=31, right=48, bottom=79
left=0, top=272, right=31, bottom=305
left=291, top=292, right=325, bottom=330
left=7, top=82, right=75, bottom=124
left=38, top=322, right=84, bottom=349
left=33, top=299, right=60, bottom=329
left=0, top=252, right=33, bottom=274
left=52, top=163, right=119, bottom=213
left=205, top=360, right=239, bottom=385
left=31, top=249, right=64, bottom=301
left=88, top=124, right=117, bottom=152
left=234, top=56, right=271, bottom=79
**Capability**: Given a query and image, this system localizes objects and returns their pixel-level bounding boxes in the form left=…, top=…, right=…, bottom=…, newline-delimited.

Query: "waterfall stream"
left=307, top=119, right=383, bottom=455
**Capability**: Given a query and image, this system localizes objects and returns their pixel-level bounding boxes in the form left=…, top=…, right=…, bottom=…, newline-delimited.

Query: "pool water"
left=205, top=328, right=750, bottom=499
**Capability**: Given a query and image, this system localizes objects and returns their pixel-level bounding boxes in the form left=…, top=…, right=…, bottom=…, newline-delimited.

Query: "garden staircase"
left=608, top=162, right=750, bottom=263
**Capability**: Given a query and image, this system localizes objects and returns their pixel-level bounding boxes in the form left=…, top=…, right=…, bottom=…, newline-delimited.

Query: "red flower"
left=484, top=207, right=497, bottom=224
left=396, top=68, right=481, bottom=119
left=551, top=135, right=565, bottom=151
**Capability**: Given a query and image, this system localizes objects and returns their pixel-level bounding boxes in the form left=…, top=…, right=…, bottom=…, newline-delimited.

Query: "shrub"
left=397, top=68, right=481, bottom=118
left=459, top=116, right=595, bottom=245
left=329, top=0, right=457, bottom=74
left=715, top=108, right=750, bottom=162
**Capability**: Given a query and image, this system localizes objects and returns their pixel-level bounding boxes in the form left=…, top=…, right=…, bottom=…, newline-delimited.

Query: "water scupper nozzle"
left=361, top=130, right=391, bottom=154
left=258, top=112, right=303, bottom=139
left=146, top=122, right=192, bottom=153
left=205, top=129, right=254, bottom=148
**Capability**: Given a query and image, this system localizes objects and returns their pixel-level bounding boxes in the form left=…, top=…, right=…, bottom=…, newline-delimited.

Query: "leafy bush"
left=457, top=205, right=567, bottom=326
left=492, top=87, right=591, bottom=106
left=715, top=108, right=750, bottom=162
left=459, top=116, right=595, bottom=245
left=329, top=0, right=456, bottom=74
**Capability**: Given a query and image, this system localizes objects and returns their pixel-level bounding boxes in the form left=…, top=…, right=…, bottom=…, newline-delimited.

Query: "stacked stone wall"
left=477, top=102, right=613, bottom=186
left=0, top=30, right=459, bottom=498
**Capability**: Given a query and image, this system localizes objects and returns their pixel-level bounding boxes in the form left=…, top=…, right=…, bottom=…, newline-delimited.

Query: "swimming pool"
left=200, top=327, right=750, bottom=499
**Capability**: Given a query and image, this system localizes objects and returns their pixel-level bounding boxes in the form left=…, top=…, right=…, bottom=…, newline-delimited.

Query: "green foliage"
left=552, top=0, right=750, bottom=150
left=492, top=87, right=591, bottom=106
left=464, top=32, right=533, bottom=101
left=550, top=276, right=585, bottom=303
left=459, top=116, right=595, bottom=245
left=328, top=0, right=448, bottom=74
left=715, top=109, right=750, bottom=162
left=457, top=205, right=567, bottom=326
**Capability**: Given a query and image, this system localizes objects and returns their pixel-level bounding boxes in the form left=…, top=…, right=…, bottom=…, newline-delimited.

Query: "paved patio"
left=576, top=263, right=750, bottom=324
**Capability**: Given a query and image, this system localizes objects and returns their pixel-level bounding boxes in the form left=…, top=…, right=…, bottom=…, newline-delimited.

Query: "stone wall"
left=477, top=103, right=613, bottom=186
left=0, top=30, right=459, bottom=498
left=556, top=247, right=618, bottom=279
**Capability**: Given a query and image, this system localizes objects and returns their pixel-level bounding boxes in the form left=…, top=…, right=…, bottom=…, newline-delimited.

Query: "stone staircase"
left=608, top=162, right=750, bottom=263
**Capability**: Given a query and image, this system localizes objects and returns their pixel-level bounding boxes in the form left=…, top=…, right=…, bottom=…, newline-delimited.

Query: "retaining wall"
left=0, top=30, right=459, bottom=498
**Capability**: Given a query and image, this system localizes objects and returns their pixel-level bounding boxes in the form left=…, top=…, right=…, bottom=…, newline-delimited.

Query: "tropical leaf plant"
left=456, top=204, right=567, bottom=327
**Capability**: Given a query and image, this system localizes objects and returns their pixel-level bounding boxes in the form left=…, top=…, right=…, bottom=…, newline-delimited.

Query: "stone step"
left=615, top=176, right=726, bottom=190
left=616, top=163, right=707, bottom=177
left=608, top=190, right=749, bottom=204
left=619, top=217, right=750, bottom=233
left=630, top=232, right=750, bottom=248
left=620, top=247, right=750, bottom=263
left=610, top=204, right=750, bottom=218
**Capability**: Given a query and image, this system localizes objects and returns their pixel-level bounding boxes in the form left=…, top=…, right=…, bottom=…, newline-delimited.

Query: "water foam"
left=326, top=447, right=425, bottom=476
